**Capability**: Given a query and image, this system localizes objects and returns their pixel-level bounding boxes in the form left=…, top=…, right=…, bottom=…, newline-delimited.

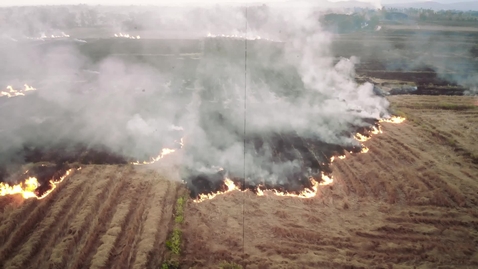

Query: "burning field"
left=0, top=165, right=183, bottom=269
left=0, top=96, right=476, bottom=268
left=182, top=95, right=478, bottom=268
left=1, top=4, right=478, bottom=269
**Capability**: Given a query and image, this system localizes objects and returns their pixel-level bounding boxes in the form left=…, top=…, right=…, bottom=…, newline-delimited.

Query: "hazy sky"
left=0, top=0, right=471, bottom=7
left=0, top=0, right=376, bottom=7
left=1, top=0, right=283, bottom=6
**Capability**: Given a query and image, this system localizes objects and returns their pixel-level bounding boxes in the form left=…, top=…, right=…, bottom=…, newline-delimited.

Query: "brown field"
left=182, top=95, right=478, bottom=268
left=0, top=164, right=183, bottom=269
left=1, top=95, right=478, bottom=269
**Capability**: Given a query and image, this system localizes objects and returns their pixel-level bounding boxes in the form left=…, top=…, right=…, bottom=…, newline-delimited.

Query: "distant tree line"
left=381, top=8, right=478, bottom=23
left=321, top=7, right=478, bottom=33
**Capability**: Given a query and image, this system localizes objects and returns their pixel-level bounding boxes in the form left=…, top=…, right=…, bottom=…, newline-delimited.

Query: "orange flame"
left=207, top=32, right=274, bottom=41
left=380, top=116, right=405, bottom=124
left=0, top=168, right=77, bottom=199
left=1, top=84, right=37, bottom=98
left=0, top=177, right=39, bottom=199
left=193, top=173, right=333, bottom=203
left=114, top=33, right=140, bottom=39
left=193, top=178, right=240, bottom=203
left=131, top=148, right=177, bottom=165
left=371, top=126, right=382, bottom=134
left=360, top=147, right=369, bottom=153
left=36, top=168, right=74, bottom=200
left=355, top=133, right=370, bottom=142
left=132, top=137, right=184, bottom=166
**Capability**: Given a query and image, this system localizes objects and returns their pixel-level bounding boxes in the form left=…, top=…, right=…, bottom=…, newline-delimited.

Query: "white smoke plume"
left=0, top=5, right=389, bottom=188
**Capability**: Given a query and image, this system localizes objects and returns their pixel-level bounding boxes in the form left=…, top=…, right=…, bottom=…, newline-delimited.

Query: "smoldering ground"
left=0, top=5, right=391, bottom=197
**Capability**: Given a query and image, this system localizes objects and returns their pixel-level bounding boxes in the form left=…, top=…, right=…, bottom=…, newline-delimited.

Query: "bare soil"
left=182, top=95, right=478, bottom=269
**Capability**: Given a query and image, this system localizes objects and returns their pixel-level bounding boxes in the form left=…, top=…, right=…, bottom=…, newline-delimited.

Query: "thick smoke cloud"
left=177, top=7, right=389, bottom=187
left=0, top=5, right=389, bottom=188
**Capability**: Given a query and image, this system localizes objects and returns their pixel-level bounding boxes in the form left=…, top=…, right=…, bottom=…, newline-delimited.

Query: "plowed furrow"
left=421, top=172, right=466, bottom=207
left=0, top=199, right=37, bottom=245
left=89, top=184, right=134, bottom=269
left=328, top=172, right=350, bottom=195
left=0, top=167, right=93, bottom=244
left=383, top=120, right=428, bottom=141
left=76, top=178, right=132, bottom=269
left=345, top=251, right=427, bottom=265
left=373, top=134, right=421, bottom=165
left=336, top=161, right=367, bottom=197
left=365, top=147, right=409, bottom=203
left=372, top=132, right=434, bottom=201
left=104, top=180, right=152, bottom=269
left=0, top=195, right=33, bottom=225
left=265, top=240, right=352, bottom=254
left=132, top=180, right=170, bottom=269
left=68, top=166, right=133, bottom=269
left=270, top=226, right=356, bottom=249
left=48, top=166, right=119, bottom=269
left=145, top=181, right=178, bottom=269
left=7, top=171, right=90, bottom=268
left=432, top=169, right=478, bottom=205
left=355, top=231, right=440, bottom=242
left=0, top=172, right=82, bottom=268
left=386, top=217, right=478, bottom=228
left=342, top=154, right=377, bottom=198
left=331, top=163, right=354, bottom=195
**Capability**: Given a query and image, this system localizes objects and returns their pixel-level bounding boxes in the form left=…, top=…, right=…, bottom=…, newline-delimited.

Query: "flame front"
left=0, top=168, right=76, bottom=200
left=132, top=137, right=184, bottom=166
left=0, top=177, right=39, bottom=199
left=206, top=32, right=276, bottom=42
left=36, top=169, right=74, bottom=200
left=380, top=116, right=406, bottom=124
left=1, top=84, right=37, bottom=98
left=355, top=133, right=370, bottom=142
left=131, top=148, right=177, bottom=165
left=193, top=115, right=405, bottom=203
left=371, top=126, right=382, bottom=134
left=114, top=33, right=140, bottom=39
left=193, top=172, right=334, bottom=203
left=193, top=178, right=240, bottom=203
left=26, top=32, right=69, bottom=40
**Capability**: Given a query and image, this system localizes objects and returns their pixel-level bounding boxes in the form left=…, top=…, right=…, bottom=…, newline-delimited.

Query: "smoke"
left=0, top=5, right=390, bottom=189
left=328, top=0, right=382, bottom=9
left=178, top=7, right=389, bottom=189
left=375, top=27, right=478, bottom=94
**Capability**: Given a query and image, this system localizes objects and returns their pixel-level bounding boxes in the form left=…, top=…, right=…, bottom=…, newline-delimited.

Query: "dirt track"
left=0, top=165, right=181, bottom=269
left=182, top=95, right=478, bottom=268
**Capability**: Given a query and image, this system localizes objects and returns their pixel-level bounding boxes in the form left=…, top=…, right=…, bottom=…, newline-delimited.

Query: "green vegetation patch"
left=162, top=194, right=188, bottom=269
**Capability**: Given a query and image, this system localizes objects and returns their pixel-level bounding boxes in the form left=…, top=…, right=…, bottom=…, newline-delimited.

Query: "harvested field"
left=182, top=95, right=478, bottom=268
left=0, top=164, right=183, bottom=269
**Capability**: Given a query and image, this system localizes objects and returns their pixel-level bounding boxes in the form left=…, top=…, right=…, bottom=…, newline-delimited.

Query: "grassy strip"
left=162, top=195, right=187, bottom=269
